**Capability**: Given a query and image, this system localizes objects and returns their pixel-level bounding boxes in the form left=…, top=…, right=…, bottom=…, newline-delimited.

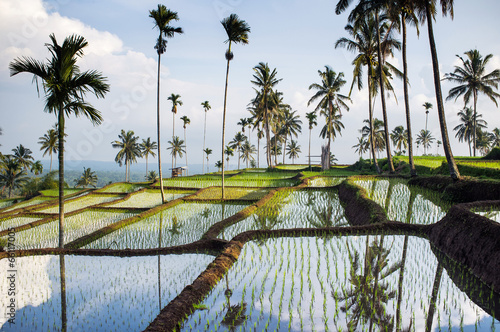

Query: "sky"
left=1, top=0, right=500, bottom=171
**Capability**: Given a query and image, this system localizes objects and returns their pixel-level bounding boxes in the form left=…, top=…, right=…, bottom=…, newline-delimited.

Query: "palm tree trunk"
left=375, top=11, right=395, bottom=173
left=50, top=152, right=53, bottom=172
left=221, top=43, right=232, bottom=200
left=473, top=90, right=477, bottom=157
left=184, top=127, right=188, bottom=174
left=203, top=111, right=207, bottom=174
left=172, top=113, right=175, bottom=171
left=368, top=70, right=381, bottom=174
left=327, top=100, right=332, bottom=169
left=59, top=255, right=67, bottom=332
left=283, top=135, right=287, bottom=165
left=265, top=106, right=272, bottom=167
left=58, top=108, right=65, bottom=248
left=237, top=148, right=241, bottom=169
left=402, top=15, right=416, bottom=177
left=257, top=135, right=260, bottom=168
left=157, top=52, right=166, bottom=203
left=146, top=156, right=148, bottom=175
left=425, top=2, right=460, bottom=180
left=308, top=127, right=312, bottom=169
left=425, top=263, right=444, bottom=332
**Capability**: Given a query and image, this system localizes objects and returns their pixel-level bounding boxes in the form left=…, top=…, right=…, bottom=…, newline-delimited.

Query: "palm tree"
left=453, top=107, right=487, bottom=156
left=445, top=49, right=500, bottom=157
left=352, top=136, right=370, bottom=158
left=215, top=160, right=223, bottom=172
left=146, top=170, right=158, bottom=182
left=237, top=118, right=249, bottom=134
left=308, top=66, right=350, bottom=170
left=221, top=13, right=250, bottom=199
left=180, top=115, right=190, bottom=173
left=286, top=140, right=301, bottom=164
left=361, top=118, right=386, bottom=159
left=490, top=128, right=500, bottom=148
left=11, top=144, right=34, bottom=171
left=74, top=167, right=98, bottom=188
left=416, top=129, right=435, bottom=155
left=9, top=33, right=109, bottom=248
left=204, top=148, right=213, bottom=173
left=30, top=160, right=43, bottom=175
left=167, top=93, right=182, bottom=167
left=319, top=105, right=345, bottom=149
left=224, top=146, right=234, bottom=171
left=280, top=109, right=302, bottom=164
left=38, top=128, right=58, bottom=172
left=251, top=63, right=282, bottom=167
left=305, top=111, right=318, bottom=167
left=0, top=156, right=28, bottom=198
left=391, top=125, right=408, bottom=154
left=167, top=136, right=185, bottom=168
left=240, top=140, right=256, bottom=168
left=230, top=132, right=247, bottom=170
left=139, top=137, right=157, bottom=175
left=201, top=101, right=211, bottom=174
left=423, top=102, right=433, bottom=132
left=150, top=4, right=183, bottom=203
left=112, top=130, right=142, bottom=182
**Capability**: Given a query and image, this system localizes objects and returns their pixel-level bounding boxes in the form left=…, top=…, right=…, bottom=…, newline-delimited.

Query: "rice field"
left=35, top=195, right=123, bottom=214
left=97, top=183, right=145, bottom=193
left=84, top=202, right=249, bottom=249
left=107, top=190, right=191, bottom=209
left=0, top=199, right=15, bottom=209
left=0, top=254, right=213, bottom=331
left=1, top=211, right=136, bottom=249
left=181, top=236, right=498, bottom=331
left=160, top=177, right=300, bottom=189
left=307, top=176, right=346, bottom=187
left=188, top=187, right=269, bottom=201
left=2, top=196, right=55, bottom=212
left=0, top=216, right=42, bottom=232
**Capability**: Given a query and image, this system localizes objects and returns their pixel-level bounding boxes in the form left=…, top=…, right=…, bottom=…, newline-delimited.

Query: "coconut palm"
left=453, top=107, right=487, bottom=156
left=167, top=136, right=185, bottom=168
left=215, top=160, right=223, bottom=172
left=490, top=128, right=500, bottom=148
left=416, top=129, right=435, bottom=155
left=146, top=170, right=158, bottom=182
left=229, top=132, right=247, bottom=170
left=286, top=140, right=301, bottom=164
left=319, top=105, right=345, bottom=149
left=445, top=49, right=500, bottom=157
left=361, top=118, right=386, bottom=159
left=180, top=115, right=190, bottom=173
left=30, top=161, right=43, bottom=175
left=305, top=111, right=318, bottom=167
left=167, top=93, right=182, bottom=166
left=224, top=146, right=234, bottom=171
left=74, top=167, right=98, bottom=188
left=221, top=13, right=250, bottom=199
left=112, top=130, right=142, bottom=182
left=251, top=63, right=283, bottom=167
left=140, top=137, right=157, bottom=175
left=0, top=156, right=28, bottom=198
left=204, top=148, right=213, bottom=173
left=476, top=128, right=492, bottom=156
left=279, top=110, right=302, bottom=164
left=240, top=140, right=256, bottom=168
left=38, top=128, right=58, bottom=172
left=352, top=136, right=370, bottom=158
left=201, top=101, right=211, bottom=174
left=9, top=33, right=109, bottom=248
left=391, top=125, right=408, bottom=154
left=423, top=102, right=433, bottom=132
left=237, top=118, right=249, bottom=134
left=11, top=144, right=34, bottom=171
left=150, top=4, right=183, bottom=203
left=308, top=66, right=350, bottom=170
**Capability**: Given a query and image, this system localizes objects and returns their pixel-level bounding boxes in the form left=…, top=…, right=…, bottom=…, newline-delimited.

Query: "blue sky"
left=1, top=0, right=500, bottom=170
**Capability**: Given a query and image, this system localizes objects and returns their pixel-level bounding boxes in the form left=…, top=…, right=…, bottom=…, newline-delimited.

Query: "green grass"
left=40, top=188, right=87, bottom=197
left=97, top=182, right=145, bottom=193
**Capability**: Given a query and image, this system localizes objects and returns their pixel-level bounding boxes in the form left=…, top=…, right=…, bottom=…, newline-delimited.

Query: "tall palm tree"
left=10, top=33, right=109, bottom=248
left=112, top=130, right=142, bottom=182
left=221, top=13, right=250, bottom=199
left=416, top=129, right=435, bottom=155
left=201, top=101, right=211, bottom=174
left=167, top=93, right=182, bottom=167
left=229, top=132, right=247, bottom=170
left=352, top=136, right=370, bottom=158
left=0, top=156, right=28, bottom=198
left=286, top=140, right=301, bottom=164
left=38, top=128, right=58, bottom=172
left=423, top=102, right=433, bottom=132
left=453, top=107, right=487, bottom=156
left=237, top=118, right=249, bottom=134
left=305, top=111, right=318, bottom=168
left=412, top=0, right=460, bottom=179
left=251, top=63, right=282, bottom=167
left=361, top=118, right=386, bottom=159
left=391, top=125, right=408, bottom=154
left=180, top=115, right=190, bottom=173
left=12, top=144, right=34, bottom=171
left=279, top=109, right=302, bottom=164
left=139, top=137, right=157, bottom=175
left=150, top=4, right=183, bottom=203
left=335, top=15, right=400, bottom=173
left=445, top=49, right=500, bottom=157
left=167, top=136, right=185, bottom=168
left=204, top=148, right=213, bottom=173
left=319, top=105, right=345, bottom=147
left=308, top=66, right=350, bottom=170
left=490, top=128, right=500, bottom=148
left=74, top=167, right=98, bottom=188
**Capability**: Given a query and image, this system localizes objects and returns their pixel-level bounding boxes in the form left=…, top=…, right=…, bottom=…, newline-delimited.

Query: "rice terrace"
left=1, top=0, right=500, bottom=331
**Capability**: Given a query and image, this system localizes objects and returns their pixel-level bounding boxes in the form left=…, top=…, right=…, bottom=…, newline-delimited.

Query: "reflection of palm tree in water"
left=308, top=204, right=348, bottom=228
left=168, top=215, right=181, bottom=235
left=335, top=237, right=401, bottom=331
left=221, top=274, right=247, bottom=331
left=59, top=255, right=67, bottom=332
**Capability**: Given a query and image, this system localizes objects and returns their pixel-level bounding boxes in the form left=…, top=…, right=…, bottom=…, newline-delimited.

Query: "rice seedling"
left=187, top=187, right=269, bottom=201
left=2, top=196, right=55, bottom=213
left=107, top=190, right=191, bottom=209
left=35, top=195, right=123, bottom=214
left=307, top=176, right=346, bottom=187
left=96, top=183, right=145, bottom=193
left=0, top=216, right=42, bottom=232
